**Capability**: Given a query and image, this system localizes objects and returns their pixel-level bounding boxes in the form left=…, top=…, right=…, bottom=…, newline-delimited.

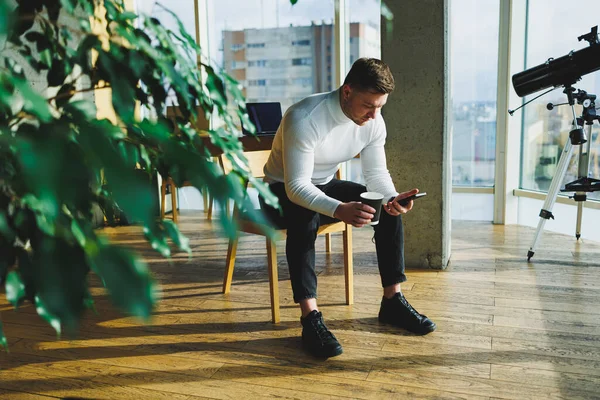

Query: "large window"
left=450, top=0, right=500, bottom=187
left=520, top=0, right=600, bottom=200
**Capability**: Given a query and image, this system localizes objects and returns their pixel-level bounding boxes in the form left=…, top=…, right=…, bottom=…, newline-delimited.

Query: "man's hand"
left=384, top=188, right=419, bottom=216
left=334, top=202, right=376, bottom=227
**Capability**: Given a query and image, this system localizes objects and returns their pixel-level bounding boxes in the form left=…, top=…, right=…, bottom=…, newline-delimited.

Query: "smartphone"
left=398, top=192, right=427, bottom=206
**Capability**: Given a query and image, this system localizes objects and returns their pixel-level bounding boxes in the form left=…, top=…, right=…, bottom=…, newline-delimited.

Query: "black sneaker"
left=300, top=310, right=343, bottom=358
left=378, top=293, right=436, bottom=334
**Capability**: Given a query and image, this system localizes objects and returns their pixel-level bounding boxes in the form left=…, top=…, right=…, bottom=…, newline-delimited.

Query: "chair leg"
left=202, top=189, right=209, bottom=214
left=266, top=238, right=280, bottom=323
left=160, top=180, right=166, bottom=220
left=343, top=225, right=353, bottom=305
left=207, top=197, right=213, bottom=221
left=171, top=183, right=178, bottom=223
left=325, top=233, right=332, bottom=253
left=223, top=235, right=239, bottom=294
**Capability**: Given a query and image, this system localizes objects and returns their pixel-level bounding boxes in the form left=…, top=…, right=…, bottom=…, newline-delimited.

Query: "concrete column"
left=381, top=0, right=451, bottom=269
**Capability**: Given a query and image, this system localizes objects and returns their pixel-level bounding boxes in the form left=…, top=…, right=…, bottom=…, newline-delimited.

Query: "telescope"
left=511, top=26, right=600, bottom=262
left=512, top=26, right=600, bottom=98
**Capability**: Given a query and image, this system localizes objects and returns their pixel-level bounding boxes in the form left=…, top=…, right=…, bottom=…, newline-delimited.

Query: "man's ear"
left=341, top=84, right=352, bottom=100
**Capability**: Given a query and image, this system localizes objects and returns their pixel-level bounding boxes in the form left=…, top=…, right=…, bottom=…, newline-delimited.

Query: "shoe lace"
left=400, top=296, right=422, bottom=318
left=311, top=318, right=334, bottom=341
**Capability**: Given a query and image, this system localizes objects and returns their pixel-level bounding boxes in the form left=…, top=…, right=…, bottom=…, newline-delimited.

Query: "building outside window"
left=520, top=0, right=600, bottom=200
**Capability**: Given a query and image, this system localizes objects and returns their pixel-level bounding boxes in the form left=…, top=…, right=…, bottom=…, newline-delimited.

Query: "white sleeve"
left=282, top=112, right=342, bottom=217
left=360, top=118, right=398, bottom=200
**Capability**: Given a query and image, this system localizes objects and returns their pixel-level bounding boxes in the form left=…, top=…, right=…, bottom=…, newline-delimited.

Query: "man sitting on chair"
left=261, top=58, right=436, bottom=358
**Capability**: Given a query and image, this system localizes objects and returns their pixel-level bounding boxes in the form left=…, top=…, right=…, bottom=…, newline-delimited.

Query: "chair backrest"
left=220, top=150, right=271, bottom=180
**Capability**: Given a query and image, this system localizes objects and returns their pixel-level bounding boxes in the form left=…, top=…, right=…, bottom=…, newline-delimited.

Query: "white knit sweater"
left=263, top=88, right=398, bottom=217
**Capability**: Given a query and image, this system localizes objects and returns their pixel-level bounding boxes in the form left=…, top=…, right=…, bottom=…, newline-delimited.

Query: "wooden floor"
left=1, top=212, right=600, bottom=399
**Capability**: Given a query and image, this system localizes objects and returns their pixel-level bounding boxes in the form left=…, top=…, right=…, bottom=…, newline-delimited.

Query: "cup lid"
left=360, top=191, right=384, bottom=200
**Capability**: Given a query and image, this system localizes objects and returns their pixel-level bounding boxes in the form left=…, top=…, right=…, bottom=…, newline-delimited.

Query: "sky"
left=524, top=0, right=600, bottom=103
left=137, top=0, right=600, bottom=104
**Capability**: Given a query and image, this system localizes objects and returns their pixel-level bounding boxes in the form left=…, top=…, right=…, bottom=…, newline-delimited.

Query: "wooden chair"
left=160, top=179, right=212, bottom=223
left=160, top=158, right=226, bottom=223
left=222, top=150, right=353, bottom=323
left=161, top=106, right=218, bottom=223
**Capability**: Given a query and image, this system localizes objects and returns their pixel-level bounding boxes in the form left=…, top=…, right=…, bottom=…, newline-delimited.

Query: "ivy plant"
left=0, top=0, right=282, bottom=347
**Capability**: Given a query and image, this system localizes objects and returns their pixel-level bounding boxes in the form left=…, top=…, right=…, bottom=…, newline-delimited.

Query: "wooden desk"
left=200, top=134, right=275, bottom=156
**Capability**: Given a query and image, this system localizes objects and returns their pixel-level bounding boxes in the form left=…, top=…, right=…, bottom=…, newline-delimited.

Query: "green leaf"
left=0, top=245, right=14, bottom=286
left=118, top=11, right=137, bottom=21
left=0, top=319, right=8, bottom=351
left=45, top=0, right=62, bottom=23
left=162, top=220, right=191, bottom=254
left=34, top=295, right=62, bottom=336
left=55, top=82, right=76, bottom=109
left=91, top=245, right=158, bottom=319
left=29, top=236, right=91, bottom=336
left=4, top=57, right=25, bottom=79
left=139, top=144, right=151, bottom=168
left=103, top=0, right=119, bottom=20
left=239, top=112, right=256, bottom=135
left=143, top=225, right=171, bottom=258
left=71, top=218, right=86, bottom=247
left=204, top=66, right=227, bottom=108
left=63, top=100, right=97, bottom=119
left=75, top=34, right=100, bottom=68
left=12, top=6, right=35, bottom=41
left=118, top=141, right=140, bottom=167
left=24, top=31, right=51, bottom=52
left=83, top=286, right=97, bottom=314
left=250, top=177, right=279, bottom=209
left=59, top=0, right=78, bottom=13
left=0, top=212, right=16, bottom=243
left=12, top=77, right=53, bottom=122
left=39, top=49, right=53, bottom=68
left=5, top=271, right=26, bottom=308
left=48, top=58, right=71, bottom=87
left=0, top=1, right=14, bottom=37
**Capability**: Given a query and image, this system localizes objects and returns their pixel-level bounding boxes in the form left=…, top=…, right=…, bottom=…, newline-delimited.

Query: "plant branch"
left=46, top=84, right=111, bottom=103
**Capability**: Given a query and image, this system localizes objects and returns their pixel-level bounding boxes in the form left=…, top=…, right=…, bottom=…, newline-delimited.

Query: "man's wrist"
left=333, top=203, right=343, bottom=219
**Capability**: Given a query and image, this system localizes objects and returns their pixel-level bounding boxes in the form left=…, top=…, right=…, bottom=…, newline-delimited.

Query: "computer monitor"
left=241, top=102, right=282, bottom=135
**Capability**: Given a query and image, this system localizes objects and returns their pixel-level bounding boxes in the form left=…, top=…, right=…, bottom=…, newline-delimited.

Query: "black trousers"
left=260, top=179, right=407, bottom=303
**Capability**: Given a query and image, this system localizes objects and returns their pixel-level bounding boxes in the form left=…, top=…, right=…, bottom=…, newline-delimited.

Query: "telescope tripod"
left=527, top=87, right=600, bottom=261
